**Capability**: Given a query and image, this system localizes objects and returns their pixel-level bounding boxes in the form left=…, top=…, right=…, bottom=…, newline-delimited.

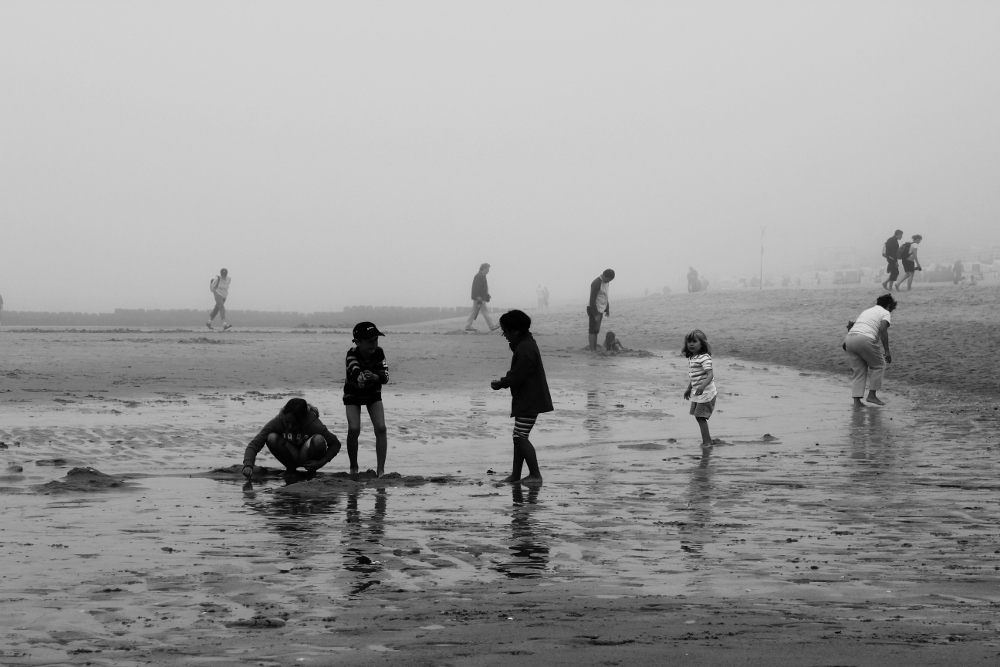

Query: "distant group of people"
left=881, top=231, right=923, bottom=291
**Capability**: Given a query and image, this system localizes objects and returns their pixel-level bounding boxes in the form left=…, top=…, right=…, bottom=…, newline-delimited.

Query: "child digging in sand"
left=682, top=329, right=718, bottom=448
left=344, top=322, right=389, bottom=477
left=490, top=309, right=553, bottom=486
left=242, top=398, right=341, bottom=478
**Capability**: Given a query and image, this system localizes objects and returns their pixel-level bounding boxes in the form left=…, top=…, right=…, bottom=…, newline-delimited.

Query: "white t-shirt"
left=849, top=305, right=890, bottom=342
left=594, top=280, right=609, bottom=311
left=688, top=354, right=717, bottom=403
left=213, top=276, right=231, bottom=298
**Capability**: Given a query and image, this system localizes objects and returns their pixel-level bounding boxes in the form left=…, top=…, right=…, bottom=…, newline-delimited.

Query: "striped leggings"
left=512, top=415, right=537, bottom=440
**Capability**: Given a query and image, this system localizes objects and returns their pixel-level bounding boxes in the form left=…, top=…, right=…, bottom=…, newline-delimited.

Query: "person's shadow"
left=492, top=485, right=549, bottom=579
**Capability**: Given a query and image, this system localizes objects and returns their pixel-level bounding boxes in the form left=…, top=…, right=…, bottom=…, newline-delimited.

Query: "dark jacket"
left=344, top=346, right=389, bottom=400
left=471, top=272, right=490, bottom=302
left=499, top=333, right=554, bottom=418
left=884, top=236, right=900, bottom=263
left=243, top=405, right=341, bottom=466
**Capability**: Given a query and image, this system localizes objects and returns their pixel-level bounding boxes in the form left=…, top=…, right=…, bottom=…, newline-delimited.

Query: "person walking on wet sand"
left=242, top=398, right=342, bottom=478
left=894, top=235, right=923, bottom=291
left=683, top=330, right=718, bottom=448
left=207, top=268, right=232, bottom=330
left=844, top=293, right=896, bottom=407
left=466, top=263, right=500, bottom=332
left=587, top=269, right=615, bottom=351
left=344, top=321, right=389, bottom=477
left=881, top=229, right=903, bottom=290
left=491, top=309, right=553, bottom=486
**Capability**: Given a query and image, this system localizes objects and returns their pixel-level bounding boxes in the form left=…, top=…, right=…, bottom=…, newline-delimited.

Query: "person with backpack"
left=894, top=235, right=923, bottom=291
left=881, top=230, right=903, bottom=290
left=207, top=268, right=232, bottom=330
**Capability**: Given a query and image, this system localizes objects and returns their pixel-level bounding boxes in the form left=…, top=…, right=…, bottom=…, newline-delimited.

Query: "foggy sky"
left=2, top=1, right=999, bottom=312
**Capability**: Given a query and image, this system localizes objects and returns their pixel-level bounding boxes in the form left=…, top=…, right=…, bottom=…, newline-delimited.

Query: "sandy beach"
left=2, top=284, right=999, bottom=665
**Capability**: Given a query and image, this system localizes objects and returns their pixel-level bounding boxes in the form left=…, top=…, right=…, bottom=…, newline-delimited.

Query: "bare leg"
left=696, top=417, right=713, bottom=447
left=588, top=333, right=598, bottom=351
left=264, top=433, right=298, bottom=471
left=515, top=437, right=542, bottom=485
left=866, top=390, right=885, bottom=406
left=502, top=443, right=525, bottom=483
left=367, top=401, right=387, bottom=477
left=345, top=404, right=362, bottom=474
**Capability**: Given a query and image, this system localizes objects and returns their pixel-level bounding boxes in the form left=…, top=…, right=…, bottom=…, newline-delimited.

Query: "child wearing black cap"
left=344, top=322, right=389, bottom=477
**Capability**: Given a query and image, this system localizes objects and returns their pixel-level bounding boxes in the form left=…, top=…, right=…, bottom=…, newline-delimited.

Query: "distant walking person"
left=0, top=292, right=3, bottom=326
left=465, top=263, right=500, bottom=332
left=844, top=293, right=896, bottom=407
left=894, top=235, right=923, bottom=291
left=587, top=269, right=615, bottom=351
left=881, top=229, right=903, bottom=290
left=207, top=268, right=231, bottom=330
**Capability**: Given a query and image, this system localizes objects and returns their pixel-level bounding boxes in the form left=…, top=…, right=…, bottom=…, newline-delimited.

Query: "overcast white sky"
left=2, top=1, right=998, bottom=312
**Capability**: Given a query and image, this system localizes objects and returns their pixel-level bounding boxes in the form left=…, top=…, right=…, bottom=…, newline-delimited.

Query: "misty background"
left=2, top=1, right=998, bottom=313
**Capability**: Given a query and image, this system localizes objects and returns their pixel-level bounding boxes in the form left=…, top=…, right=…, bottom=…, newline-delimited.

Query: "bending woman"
left=242, top=398, right=342, bottom=478
left=844, top=293, right=897, bottom=407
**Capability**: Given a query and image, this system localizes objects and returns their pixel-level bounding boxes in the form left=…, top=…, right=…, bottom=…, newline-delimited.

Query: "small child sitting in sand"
left=242, top=398, right=341, bottom=478
left=344, top=322, right=389, bottom=477
left=682, top=329, right=717, bottom=448
left=490, top=309, right=553, bottom=486
left=604, top=331, right=625, bottom=353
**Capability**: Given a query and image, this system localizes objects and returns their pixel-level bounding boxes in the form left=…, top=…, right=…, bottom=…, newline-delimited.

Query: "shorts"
left=689, top=397, right=716, bottom=419
left=901, top=259, right=915, bottom=273
left=587, top=308, right=604, bottom=334
left=343, top=394, right=382, bottom=407
left=886, top=260, right=899, bottom=281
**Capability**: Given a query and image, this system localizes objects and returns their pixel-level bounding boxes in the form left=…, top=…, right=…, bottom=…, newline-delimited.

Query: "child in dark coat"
left=490, top=309, right=553, bottom=486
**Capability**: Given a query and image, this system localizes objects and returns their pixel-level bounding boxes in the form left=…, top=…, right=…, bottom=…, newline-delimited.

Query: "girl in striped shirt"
left=682, top=329, right=717, bottom=448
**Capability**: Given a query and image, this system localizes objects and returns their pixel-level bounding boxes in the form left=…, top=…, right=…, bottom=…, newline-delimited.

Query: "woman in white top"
left=844, top=293, right=897, bottom=406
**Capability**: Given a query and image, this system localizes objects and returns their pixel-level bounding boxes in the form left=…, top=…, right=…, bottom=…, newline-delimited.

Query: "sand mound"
left=35, top=467, right=133, bottom=494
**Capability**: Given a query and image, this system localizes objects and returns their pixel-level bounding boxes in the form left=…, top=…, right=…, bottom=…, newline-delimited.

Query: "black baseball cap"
left=352, top=321, right=385, bottom=339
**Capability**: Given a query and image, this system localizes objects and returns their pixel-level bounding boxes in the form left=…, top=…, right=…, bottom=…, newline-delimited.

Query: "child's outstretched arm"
left=683, top=381, right=693, bottom=400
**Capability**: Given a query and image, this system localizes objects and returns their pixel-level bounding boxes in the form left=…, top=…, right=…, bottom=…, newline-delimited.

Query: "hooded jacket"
left=498, top=332, right=554, bottom=417
left=243, top=404, right=342, bottom=467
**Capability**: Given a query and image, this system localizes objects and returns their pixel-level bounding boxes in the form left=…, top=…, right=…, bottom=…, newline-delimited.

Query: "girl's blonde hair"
left=682, top=329, right=712, bottom=358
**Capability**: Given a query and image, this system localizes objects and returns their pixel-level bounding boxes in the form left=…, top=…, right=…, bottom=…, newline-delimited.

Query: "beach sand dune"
left=1, top=285, right=998, bottom=664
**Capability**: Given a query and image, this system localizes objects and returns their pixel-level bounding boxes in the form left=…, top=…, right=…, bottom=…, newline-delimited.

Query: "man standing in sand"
left=881, top=229, right=903, bottom=290
left=207, top=268, right=232, bottom=330
left=587, top=269, right=615, bottom=352
left=0, top=292, right=4, bottom=325
left=465, top=263, right=500, bottom=332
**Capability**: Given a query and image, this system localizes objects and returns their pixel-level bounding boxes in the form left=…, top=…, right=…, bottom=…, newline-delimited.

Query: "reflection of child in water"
left=603, top=331, right=625, bottom=353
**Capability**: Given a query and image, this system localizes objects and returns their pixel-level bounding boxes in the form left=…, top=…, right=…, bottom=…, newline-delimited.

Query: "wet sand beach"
left=1, top=284, right=999, bottom=665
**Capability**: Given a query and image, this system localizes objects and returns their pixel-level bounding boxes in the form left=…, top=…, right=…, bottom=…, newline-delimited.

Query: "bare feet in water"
left=866, top=393, right=885, bottom=406
left=520, top=474, right=543, bottom=487
left=501, top=474, right=520, bottom=483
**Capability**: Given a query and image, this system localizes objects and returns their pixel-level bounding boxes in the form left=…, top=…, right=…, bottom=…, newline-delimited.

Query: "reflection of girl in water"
left=242, top=398, right=342, bottom=478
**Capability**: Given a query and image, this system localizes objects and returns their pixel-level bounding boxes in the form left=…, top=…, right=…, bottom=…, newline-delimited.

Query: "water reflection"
left=493, top=485, right=550, bottom=578
left=680, top=448, right=713, bottom=563
left=584, top=390, right=607, bottom=439
left=342, top=488, right=388, bottom=595
left=240, top=480, right=389, bottom=595
left=468, top=396, right=488, bottom=429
